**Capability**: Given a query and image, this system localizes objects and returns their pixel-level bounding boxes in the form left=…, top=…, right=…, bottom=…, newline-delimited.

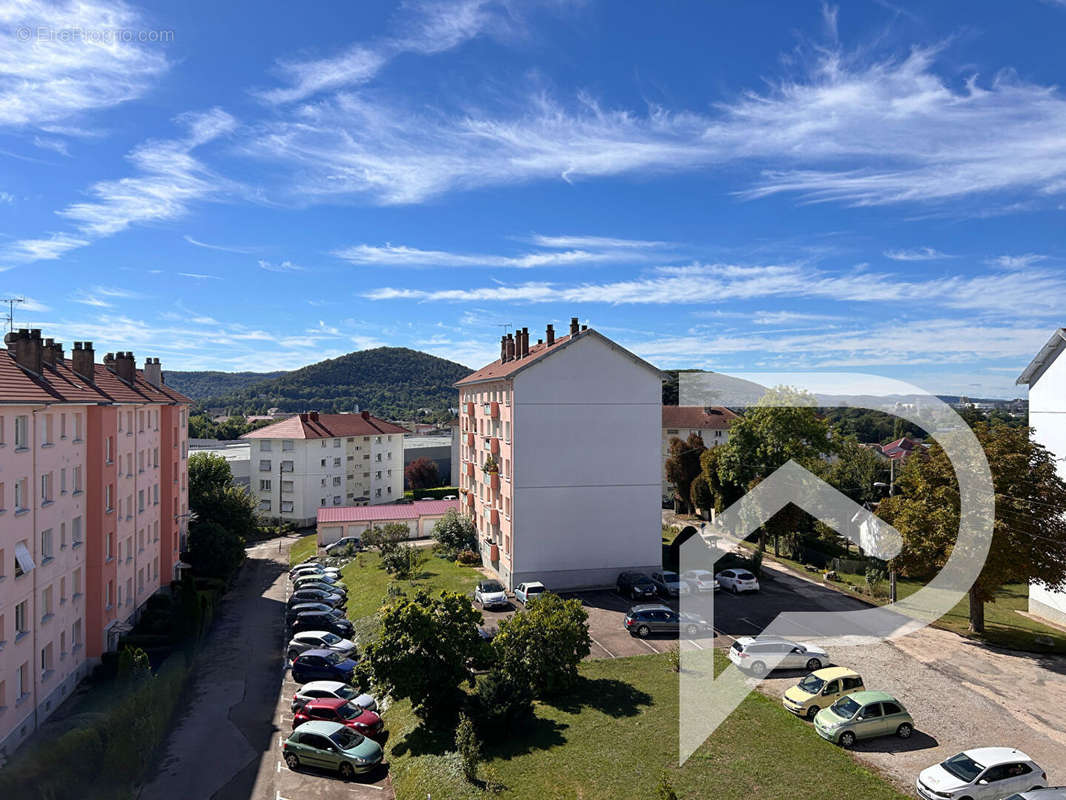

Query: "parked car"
left=715, top=568, right=760, bottom=593
left=617, top=571, right=658, bottom=600
left=325, top=537, right=362, bottom=554
left=286, top=602, right=342, bottom=625
left=917, top=748, right=1047, bottom=800
left=292, top=611, right=355, bottom=638
left=650, top=571, right=690, bottom=597
left=514, top=581, right=546, bottom=604
left=442, top=494, right=457, bottom=500
left=814, top=691, right=913, bottom=747
left=679, top=569, right=719, bottom=593
left=294, top=581, right=348, bottom=599
left=1002, top=790, right=1066, bottom=800
left=782, top=666, right=865, bottom=720
left=474, top=579, right=509, bottom=609
left=282, top=720, right=383, bottom=780
left=292, top=697, right=385, bottom=740
left=291, top=564, right=340, bottom=578
left=294, top=573, right=345, bottom=590
left=287, top=631, right=358, bottom=662
left=623, top=603, right=713, bottom=638
left=288, top=589, right=346, bottom=609
left=727, top=636, right=828, bottom=676
left=293, top=680, right=378, bottom=713
left=291, top=649, right=358, bottom=684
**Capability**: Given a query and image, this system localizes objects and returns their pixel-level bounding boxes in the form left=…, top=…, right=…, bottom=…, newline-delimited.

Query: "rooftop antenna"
left=1, top=297, right=24, bottom=333
left=499, top=323, right=512, bottom=335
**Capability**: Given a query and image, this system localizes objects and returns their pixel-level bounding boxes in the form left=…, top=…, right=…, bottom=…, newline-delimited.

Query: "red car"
left=292, top=697, right=385, bottom=740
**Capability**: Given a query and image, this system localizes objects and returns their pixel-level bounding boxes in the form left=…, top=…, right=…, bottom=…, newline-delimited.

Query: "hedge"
left=403, top=486, right=459, bottom=500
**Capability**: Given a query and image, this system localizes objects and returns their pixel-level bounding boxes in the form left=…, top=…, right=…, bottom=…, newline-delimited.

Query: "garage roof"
left=317, top=499, right=459, bottom=524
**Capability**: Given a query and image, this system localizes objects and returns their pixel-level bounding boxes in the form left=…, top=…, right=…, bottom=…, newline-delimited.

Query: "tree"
left=689, top=475, right=713, bottom=519
left=664, top=433, right=706, bottom=513
left=405, top=457, right=441, bottom=490
left=188, top=452, right=261, bottom=542
left=699, top=446, right=743, bottom=515
left=491, top=592, right=590, bottom=696
left=455, top=713, right=480, bottom=783
left=363, top=522, right=411, bottom=556
left=474, top=667, right=534, bottom=733
left=186, top=520, right=245, bottom=579
left=356, top=590, right=483, bottom=725
left=380, top=543, right=426, bottom=578
left=714, top=387, right=835, bottom=553
left=878, top=422, right=1066, bottom=633
left=432, top=509, right=477, bottom=557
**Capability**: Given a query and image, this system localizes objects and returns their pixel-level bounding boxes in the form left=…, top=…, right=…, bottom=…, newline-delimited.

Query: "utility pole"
left=1, top=296, right=25, bottom=332
left=888, top=457, right=896, bottom=603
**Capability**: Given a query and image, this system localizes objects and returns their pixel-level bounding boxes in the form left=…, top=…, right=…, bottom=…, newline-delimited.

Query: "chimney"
left=8, top=328, right=44, bottom=374
left=299, top=412, right=309, bottom=423
left=581, top=324, right=588, bottom=331
left=143, top=357, right=162, bottom=388
left=569, top=316, right=579, bottom=336
left=112, top=351, right=136, bottom=384
left=309, top=411, right=319, bottom=422
left=520, top=327, right=529, bottom=358
left=500, top=335, right=508, bottom=363
left=546, top=324, right=555, bottom=346
left=73, top=341, right=95, bottom=382
left=505, top=333, right=515, bottom=362
left=360, top=410, right=370, bottom=420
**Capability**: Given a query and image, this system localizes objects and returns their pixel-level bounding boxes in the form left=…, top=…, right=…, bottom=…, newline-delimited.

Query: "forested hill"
left=164, top=370, right=287, bottom=399
left=172, top=347, right=473, bottom=419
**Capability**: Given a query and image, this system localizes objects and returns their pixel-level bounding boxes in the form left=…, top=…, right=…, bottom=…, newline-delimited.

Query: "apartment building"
left=243, top=411, right=406, bottom=528
left=1017, top=328, right=1066, bottom=625
left=661, top=405, right=738, bottom=501
left=456, top=318, right=662, bottom=591
left=0, top=329, right=189, bottom=757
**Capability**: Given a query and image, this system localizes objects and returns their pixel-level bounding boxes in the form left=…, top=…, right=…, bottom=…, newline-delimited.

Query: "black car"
left=623, top=604, right=712, bottom=638
left=288, top=589, right=346, bottom=609
left=617, top=571, right=658, bottom=600
left=292, top=610, right=354, bottom=637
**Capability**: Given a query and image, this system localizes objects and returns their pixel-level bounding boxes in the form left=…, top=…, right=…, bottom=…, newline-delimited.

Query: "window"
left=882, top=702, right=902, bottom=715
left=74, top=412, right=82, bottom=441
left=105, top=435, right=112, bottom=463
left=105, top=484, right=113, bottom=513
left=14, top=541, right=34, bottom=577
left=72, top=568, right=82, bottom=597
left=41, top=529, right=53, bottom=561
left=332, top=476, right=341, bottom=486
left=281, top=500, right=293, bottom=513
left=282, top=440, right=294, bottom=451
left=60, top=468, right=67, bottom=494
left=333, top=457, right=341, bottom=467
left=42, top=414, right=53, bottom=445
left=72, top=516, right=83, bottom=546
left=41, top=585, right=53, bottom=619
left=105, top=532, right=113, bottom=561
left=60, top=413, right=67, bottom=439
left=0, top=481, right=4, bottom=511
left=320, top=459, right=327, bottom=467
left=15, top=601, right=28, bottom=636
left=14, top=479, right=26, bottom=511
left=861, top=703, right=883, bottom=718
left=259, top=479, right=271, bottom=492
left=14, top=415, right=28, bottom=449
left=259, top=499, right=271, bottom=511
left=41, top=642, right=54, bottom=677
left=260, top=440, right=272, bottom=452
left=281, top=460, right=294, bottom=473
left=259, top=459, right=271, bottom=472
left=333, top=496, right=341, bottom=505
left=59, top=576, right=66, bottom=604
left=41, top=472, right=53, bottom=504
left=333, top=438, right=341, bottom=448
left=281, top=480, right=294, bottom=493
left=17, top=663, right=28, bottom=699
left=73, top=466, right=82, bottom=493
left=72, top=619, right=82, bottom=650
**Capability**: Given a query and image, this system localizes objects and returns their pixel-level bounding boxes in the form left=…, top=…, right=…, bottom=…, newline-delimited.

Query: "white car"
left=514, top=581, right=547, bottom=604
left=291, top=563, right=340, bottom=576
left=680, top=569, right=719, bottom=593
left=286, top=631, right=358, bottom=662
left=716, top=568, right=760, bottom=593
left=291, top=680, right=378, bottom=713
left=917, top=749, right=1047, bottom=800
left=474, top=579, right=509, bottom=609
left=727, top=636, right=829, bottom=676
left=1001, top=790, right=1066, bottom=800
left=293, top=573, right=344, bottom=590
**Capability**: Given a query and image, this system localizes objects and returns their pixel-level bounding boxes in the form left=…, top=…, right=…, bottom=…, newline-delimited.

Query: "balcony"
left=490, top=473, right=500, bottom=492
left=466, top=493, right=475, bottom=509
left=466, top=432, right=475, bottom=448
left=490, top=508, right=500, bottom=527
left=465, top=402, right=475, bottom=417
left=490, top=437, right=500, bottom=456
left=490, top=401, right=500, bottom=419
left=466, top=462, right=475, bottom=478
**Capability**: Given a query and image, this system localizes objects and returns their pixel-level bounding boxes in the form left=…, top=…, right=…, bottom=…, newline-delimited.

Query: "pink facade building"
left=0, top=330, right=189, bottom=757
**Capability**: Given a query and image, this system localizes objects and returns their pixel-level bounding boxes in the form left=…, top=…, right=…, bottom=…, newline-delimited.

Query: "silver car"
left=727, top=636, right=829, bottom=676
left=286, top=631, right=358, bottom=662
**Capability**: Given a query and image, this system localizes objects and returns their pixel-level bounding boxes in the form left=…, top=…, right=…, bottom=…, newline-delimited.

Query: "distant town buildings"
left=0, top=329, right=190, bottom=757
left=242, top=411, right=407, bottom=527
left=456, top=318, right=662, bottom=590
left=1017, top=328, right=1066, bottom=626
left=661, top=405, right=738, bottom=501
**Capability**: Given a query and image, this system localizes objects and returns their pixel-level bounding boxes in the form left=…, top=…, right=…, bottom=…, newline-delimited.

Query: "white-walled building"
left=1017, top=328, right=1066, bottom=626
left=661, top=406, right=738, bottom=501
left=243, top=412, right=406, bottom=528
left=456, top=318, right=663, bottom=590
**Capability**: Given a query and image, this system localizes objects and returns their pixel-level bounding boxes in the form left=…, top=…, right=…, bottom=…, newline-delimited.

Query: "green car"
left=283, top=720, right=383, bottom=779
left=813, top=690, right=914, bottom=748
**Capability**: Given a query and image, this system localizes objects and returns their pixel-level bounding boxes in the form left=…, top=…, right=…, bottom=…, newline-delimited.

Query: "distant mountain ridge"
left=167, top=347, right=473, bottom=419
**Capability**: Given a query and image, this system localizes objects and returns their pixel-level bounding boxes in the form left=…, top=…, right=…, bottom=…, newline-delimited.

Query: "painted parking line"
left=634, top=636, right=661, bottom=653
left=588, top=633, right=616, bottom=659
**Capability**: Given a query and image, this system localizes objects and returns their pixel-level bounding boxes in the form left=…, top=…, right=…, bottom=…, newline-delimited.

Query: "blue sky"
left=3, top=0, right=1066, bottom=397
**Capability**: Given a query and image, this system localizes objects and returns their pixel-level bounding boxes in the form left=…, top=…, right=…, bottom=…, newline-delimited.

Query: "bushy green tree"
left=664, top=433, right=705, bottom=513
left=356, top=590, right=483, bottom=725
left=186, top=520, right=245, bottom=579
left=492, top=592, right=590, bottom=696
left=474, top=668, right=533, bottom=733
left=455, top=712, right=480, bottom=783
left=432, top=509, right=477, bottom=557
left=380, top=543, right=425, bottom=577
left=363, top=522, right=411, bottom=556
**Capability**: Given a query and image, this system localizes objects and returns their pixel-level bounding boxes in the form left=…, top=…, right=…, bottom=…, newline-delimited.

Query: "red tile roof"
left=242, top=411, right=408, bottom=439
left=317, top=499, right=459, bottom=524
left=662, top=406, right=739, bottom=430
left=0, top=351, right=190, bottom=405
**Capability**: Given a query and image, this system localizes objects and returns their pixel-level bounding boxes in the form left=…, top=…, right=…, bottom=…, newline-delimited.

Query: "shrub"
left=474, top=668, right=533, bottom=733
left=455, top=549, right=480, bottom=566
left=666, top=642, right=681, bottom=673
left=381, top=543, right=426, bottom=578
left=749, top=549, right=763, bottom=578
left=657, top=771, right=680, bottom=800
left=455, top=712, right=480, bottom=783
left=432, top=509, right=477, bottom=558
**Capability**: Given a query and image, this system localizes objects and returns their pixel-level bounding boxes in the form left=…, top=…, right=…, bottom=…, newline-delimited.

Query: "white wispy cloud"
left=183, top=234, right=257, bottom=254
left=178, top=272, right=223, bottom=280
left=991, top=253, right=1046, bottom=269
left=33, top=136, right=69, bottom=156
left=883, top=246, right=953, bottom=261
left=0, top=0, right=169, bottom=128
left=1, top=232, right=89, bottom=263
left=333, top=242, right=633, bottom=269
left=254, top=0, right=508, bottom=104
left=527, top=234, right=672, bottom=249
left=365, top=261, right=1066, bottom=318
left=244, top=35, right=1066, bottom=210
left=0, top=191, right=13, bottom=204
left=258, top=259, right=304, bottom=272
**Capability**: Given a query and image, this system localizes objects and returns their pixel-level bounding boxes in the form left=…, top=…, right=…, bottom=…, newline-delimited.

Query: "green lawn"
left=741, top=543, right=1066, bottom=654
left=383, top=652, right=909, bottom=800
left=339, top=548, right=483, bottom=621
left=288, top=533, right=318, bottom=566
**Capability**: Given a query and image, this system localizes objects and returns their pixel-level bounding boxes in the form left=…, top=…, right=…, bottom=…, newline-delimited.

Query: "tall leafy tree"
left=878, top=422, right=1066, bottom=632
left=356, top=590, right=483, bottom=725
left=714, top=387, right=835, bottom=552
left=491, top=592, right=591, bottom=696
left=432, top=509, right=477, bottom=557
left=405, top=456, right=441, bottom=490
left=664, top=433, right=706, bottom=513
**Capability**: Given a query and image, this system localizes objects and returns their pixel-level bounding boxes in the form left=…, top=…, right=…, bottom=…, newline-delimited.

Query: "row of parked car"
left=280, top=556, right=387, bottom=782
left=616, top=567, right=761, bottom=600
left=721, top=635, right=1063, bottom=800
